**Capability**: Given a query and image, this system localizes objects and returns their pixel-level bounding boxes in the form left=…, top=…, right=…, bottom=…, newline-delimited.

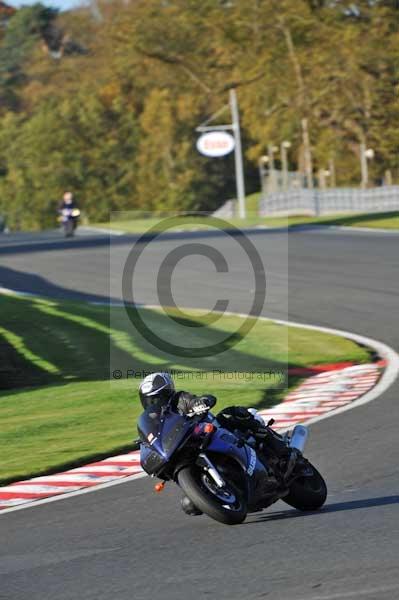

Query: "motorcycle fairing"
left=138, top=409, right=194, bottom=460
left=204, top=427, right=270, bottom=505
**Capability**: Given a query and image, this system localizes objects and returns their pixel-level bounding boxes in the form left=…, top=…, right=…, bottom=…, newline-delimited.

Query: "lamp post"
left=324, top=169, right=331, bottom=188
left=385, top=169, right=393, bottom=186
left=301, top=117, right=313, bottom=189
left=360, top=143, right=374, bottom=189
left=229, top=89, right=246, bottom=218
left=318, top=169, right=330, bottom=190
left=258, top=155, right=269, bottom=199
left=281, top=140, right=291, bottom=191
left=328, top=156, right=336, bottom=188
left=268, top=144, right=279, bottom=192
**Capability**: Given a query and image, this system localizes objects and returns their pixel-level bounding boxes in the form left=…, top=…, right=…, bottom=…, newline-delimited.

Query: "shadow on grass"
left=0, top=277, right=292, bottom=402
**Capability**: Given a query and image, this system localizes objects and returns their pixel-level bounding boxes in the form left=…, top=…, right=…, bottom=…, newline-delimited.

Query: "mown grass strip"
left=0, top=294, right=371, bottom=484
left=0, top=325, right=60, bottom=374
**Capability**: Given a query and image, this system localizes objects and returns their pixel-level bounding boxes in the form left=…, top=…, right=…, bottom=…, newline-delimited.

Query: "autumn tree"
left=0, top=0, right=398, bottom=229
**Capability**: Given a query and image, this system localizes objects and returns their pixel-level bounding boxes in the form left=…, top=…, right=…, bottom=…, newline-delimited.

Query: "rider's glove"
left=187, top=399, right=209, bottom=417
left=253, top=424, right=268, bottom=440
left=201, top=394, right=217, bottom=409
left=247, top=416, right=268, bottom=440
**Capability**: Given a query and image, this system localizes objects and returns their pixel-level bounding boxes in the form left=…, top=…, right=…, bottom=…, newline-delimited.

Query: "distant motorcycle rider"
left=58, top=191, right=77, bottom=212
left=58, top=191, right=80, bottom=237
left=138, top=372, right=292, bottom=515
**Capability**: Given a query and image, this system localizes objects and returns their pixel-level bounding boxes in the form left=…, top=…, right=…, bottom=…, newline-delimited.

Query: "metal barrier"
left=259, top=186, right=399, bottom=216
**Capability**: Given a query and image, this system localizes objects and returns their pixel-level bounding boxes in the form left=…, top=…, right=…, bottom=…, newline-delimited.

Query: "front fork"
left=196, top=453, right=226, bottom=488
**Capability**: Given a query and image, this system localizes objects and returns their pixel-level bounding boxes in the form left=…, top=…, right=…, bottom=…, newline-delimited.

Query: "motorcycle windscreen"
left=137, top=410, right=193, bottom=460
left=137, top=409, right=162, bottom=444
left=138, top=410, right=166, bottom=476
left=159, top=412, right=193, bottom=458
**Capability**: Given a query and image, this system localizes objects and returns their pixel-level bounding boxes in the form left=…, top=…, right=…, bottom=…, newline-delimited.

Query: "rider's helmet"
left=139, top=372, right=175, bottom=411
left=63, top=192, right=73, bottom=204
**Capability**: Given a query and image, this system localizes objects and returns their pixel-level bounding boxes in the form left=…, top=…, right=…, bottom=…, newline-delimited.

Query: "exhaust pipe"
left=289, top=425, right=309, bottom=453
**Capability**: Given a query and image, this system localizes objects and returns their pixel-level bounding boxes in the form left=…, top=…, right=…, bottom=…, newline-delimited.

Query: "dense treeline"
left=0, top=0, right=398, bottom=229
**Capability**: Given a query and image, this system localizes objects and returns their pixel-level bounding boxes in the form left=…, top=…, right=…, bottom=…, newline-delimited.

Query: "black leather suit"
left=172, top=393, right=288, bottom=458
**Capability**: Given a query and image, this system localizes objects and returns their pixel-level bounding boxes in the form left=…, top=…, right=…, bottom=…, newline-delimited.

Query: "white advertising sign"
left=196, top=131, right=235, bottom=158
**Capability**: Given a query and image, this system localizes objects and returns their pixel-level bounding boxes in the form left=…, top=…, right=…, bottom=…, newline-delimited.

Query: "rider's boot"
left=261, top=428, right=299, bottom=475
left=181, top=495, right=203, bottom=516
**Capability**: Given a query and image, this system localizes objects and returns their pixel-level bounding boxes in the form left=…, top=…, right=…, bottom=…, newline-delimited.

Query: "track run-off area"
left=1, top=226, right=398, bottom=600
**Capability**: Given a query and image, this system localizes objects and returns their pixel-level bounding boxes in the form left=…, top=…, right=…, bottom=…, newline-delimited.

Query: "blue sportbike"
left=138, top=405, right=327, bottom=525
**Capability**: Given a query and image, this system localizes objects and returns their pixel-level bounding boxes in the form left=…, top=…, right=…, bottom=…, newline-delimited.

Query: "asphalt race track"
left=1, top=227, right=399, bottom=600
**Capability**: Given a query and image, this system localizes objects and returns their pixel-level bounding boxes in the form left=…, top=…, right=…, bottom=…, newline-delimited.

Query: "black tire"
left=64, top=221, right=74, bottom=237
left=177, top=465, right=247, bottom=525
left=283, top=462, right=327, bottom=511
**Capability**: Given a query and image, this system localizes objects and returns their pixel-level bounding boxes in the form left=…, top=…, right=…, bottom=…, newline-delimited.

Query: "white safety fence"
left=259, top=186, right=399, bottom=216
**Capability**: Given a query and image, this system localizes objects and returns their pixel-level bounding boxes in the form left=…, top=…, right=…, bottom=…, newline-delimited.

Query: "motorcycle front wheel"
left=64, top=220, right=74, bottom=237
left=178, top=465, right=247, bottom=525
left=283, top=461, right=327, bottom=511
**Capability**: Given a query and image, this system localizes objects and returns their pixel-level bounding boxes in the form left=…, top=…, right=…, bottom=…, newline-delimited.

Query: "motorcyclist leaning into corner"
left=138, top=372, right=294, bottom=516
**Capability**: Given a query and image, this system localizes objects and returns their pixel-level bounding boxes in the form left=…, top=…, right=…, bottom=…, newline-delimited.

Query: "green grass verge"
left=305, top=211, right=399, bottom=229
left=94, top=193, right=399, bottom=233
left=0, top=294, right=370, bottom=484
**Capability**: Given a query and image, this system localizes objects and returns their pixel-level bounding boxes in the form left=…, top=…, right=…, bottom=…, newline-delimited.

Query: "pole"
left=281, top=142, right=289, bottom=191
left=360, top=142, right=368, bottom=189
left=267, top=143, right=275, bottom=171
left=329, top=156, right=336, bottom=188
left=229, top=89, right=246, bottom=219
left=385, top=169, right=392, bottom=186
left=318, top=169, right=326, bottom=190
left=258, top=159, right=265, bottom=199
left=258, top=156, right=268, bottom=200
left=301, top=117, right=313, bottom=189
left=267, top=144, right=276, bottom=192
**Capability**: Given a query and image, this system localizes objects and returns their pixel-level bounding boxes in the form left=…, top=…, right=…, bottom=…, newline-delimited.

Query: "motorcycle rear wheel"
left=283, top=461, right=327, bottom=511
left=178, top=466, right=247, bottom=525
